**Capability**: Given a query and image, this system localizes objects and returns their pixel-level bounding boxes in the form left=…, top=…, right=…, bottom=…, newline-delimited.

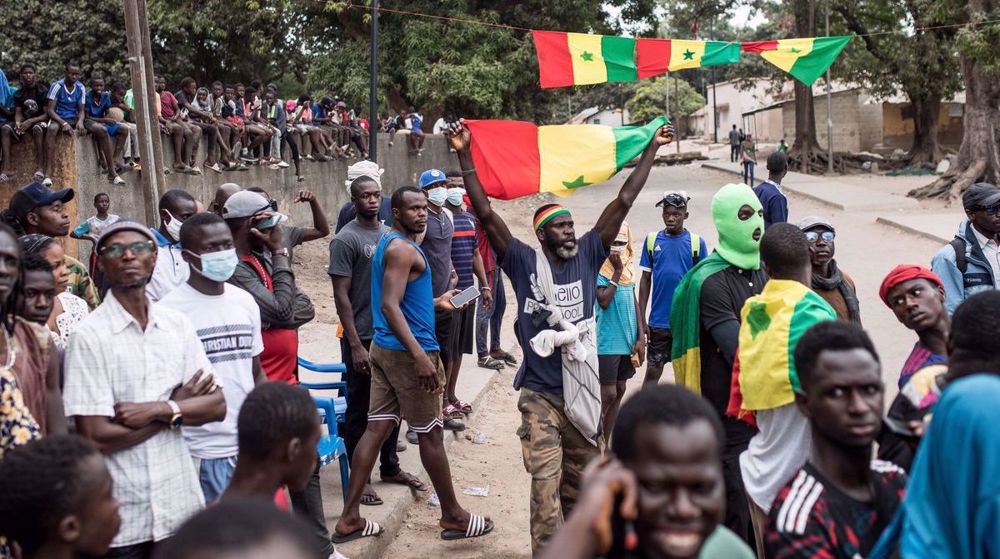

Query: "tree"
left=910, top=0, right=1000, bottom=199
left=626, top=75, right=705, bottom=124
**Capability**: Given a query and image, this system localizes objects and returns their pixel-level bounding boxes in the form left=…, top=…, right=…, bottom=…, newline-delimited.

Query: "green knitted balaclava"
left=711, top=183, right=764, bottom=270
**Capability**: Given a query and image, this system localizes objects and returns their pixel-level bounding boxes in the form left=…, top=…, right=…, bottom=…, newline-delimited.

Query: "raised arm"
left=297, top=190, right=330, bottom=242
left=446, top=122, right=514, bottom=261
left=594, top=124, right=674, bottom=248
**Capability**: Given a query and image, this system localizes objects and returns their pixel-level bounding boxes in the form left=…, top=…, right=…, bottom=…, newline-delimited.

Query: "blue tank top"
left=371, top=231, right=440, bottom=352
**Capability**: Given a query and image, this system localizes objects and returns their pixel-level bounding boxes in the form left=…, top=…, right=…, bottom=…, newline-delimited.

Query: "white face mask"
left=446, top=187, right=466, bottom=206
left=426, top=187, right=447, bottom=206
left=164, top=210, right=183, bottom=242
left=186, top=248, right=239, bottom=282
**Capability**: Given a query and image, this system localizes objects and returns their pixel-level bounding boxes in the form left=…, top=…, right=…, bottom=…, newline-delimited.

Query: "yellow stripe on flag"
left=760, top=38, right=815, bottom=73
left=538, top=125, right=616, bottom=195
left=673, top=348, right=702, bottom=395
left=668, top=40, right=707, bottom=71
left=567, top=33, right=607, bottom=85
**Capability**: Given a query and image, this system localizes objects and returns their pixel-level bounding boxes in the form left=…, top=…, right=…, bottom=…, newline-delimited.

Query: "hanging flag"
left=742, top=36, right=851, bottom=86
left=464, top=116, right=667, bottom=200
left=636, top=39, right=741, bottom=79
left=726, top=280, right=837, bottom=423
left=533, top=30, right=637, bottom=88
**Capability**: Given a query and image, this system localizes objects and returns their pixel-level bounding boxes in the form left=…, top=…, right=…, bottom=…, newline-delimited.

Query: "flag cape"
left=741, top=36, right=851, bottom=86
left=726, top=280, right=836, bottom=421
left=465, top=116, right=666, bottom=200
left=669, top=251, right=733, bottom=395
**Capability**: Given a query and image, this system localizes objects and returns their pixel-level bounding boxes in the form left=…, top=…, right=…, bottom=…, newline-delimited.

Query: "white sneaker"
left=277, top=160, right=290, bottom=168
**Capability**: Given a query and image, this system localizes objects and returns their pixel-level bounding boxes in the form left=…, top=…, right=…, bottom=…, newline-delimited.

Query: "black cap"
left=9, top=181, right=75, bottom=221
left=962, top=182, right=1000, bottom=211
left=656, top=191, right=690, bottom=208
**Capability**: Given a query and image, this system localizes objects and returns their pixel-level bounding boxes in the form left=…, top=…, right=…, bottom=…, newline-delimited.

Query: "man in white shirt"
left=147, top=189, right=197, bottom=302
left=158, top=212, right=265, bottom=503
left=64, top=220, right=226, bottom=559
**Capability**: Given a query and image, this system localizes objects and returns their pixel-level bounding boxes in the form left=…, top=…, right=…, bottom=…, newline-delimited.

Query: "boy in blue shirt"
left=43, top=62, right=86, bottom=186
left=83, top=77, right=126, bottom=185
left=638, top=191, right=708, bottom=385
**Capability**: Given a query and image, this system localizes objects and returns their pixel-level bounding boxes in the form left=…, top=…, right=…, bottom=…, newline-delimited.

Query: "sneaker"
left=276, top=160, right=290, bottom=168
left=443, top=417, right=466, bottom=431
left=405, top=429, right=418, bottom=445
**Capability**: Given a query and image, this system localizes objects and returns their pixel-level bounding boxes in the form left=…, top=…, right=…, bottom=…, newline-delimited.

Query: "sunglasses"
left=804, top=231, right=835, bottom=243
left=100, top=240, right=155, bottom=259
left=977, top=205, right=1000, bottom=216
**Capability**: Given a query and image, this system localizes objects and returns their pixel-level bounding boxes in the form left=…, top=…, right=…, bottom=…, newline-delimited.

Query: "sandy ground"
left=291, top=161, right=945, bottom=557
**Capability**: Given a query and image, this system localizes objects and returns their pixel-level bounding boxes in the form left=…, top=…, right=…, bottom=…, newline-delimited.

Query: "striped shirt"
left=450, top=210, right=479, bottom=290
left=766, top=460, right=907, bottom=559
left=899, top=342, right=947, bottom=389
left=596, top=274, right=637, bottom=355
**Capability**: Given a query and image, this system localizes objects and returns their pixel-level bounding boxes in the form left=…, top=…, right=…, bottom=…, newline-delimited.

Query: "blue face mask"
left=187, top=248, right=239, bottom=282
left=446, top=187, right=465, bottom=206
left=426, top=186, right=447, bottom=206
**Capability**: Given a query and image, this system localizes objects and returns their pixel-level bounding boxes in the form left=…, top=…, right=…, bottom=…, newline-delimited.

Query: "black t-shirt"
left=766, top=461, right=907, bottom=559
left=13, top=82, right=50, bottom=120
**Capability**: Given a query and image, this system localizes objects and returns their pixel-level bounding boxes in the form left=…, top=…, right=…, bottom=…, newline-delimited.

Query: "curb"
left=701, top=161, right=850, bottom=210
left=875, top=216, right=951, bottom=245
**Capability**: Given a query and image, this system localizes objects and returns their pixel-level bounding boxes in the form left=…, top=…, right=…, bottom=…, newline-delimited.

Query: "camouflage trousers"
left=516, top=388, right=602, bottom=555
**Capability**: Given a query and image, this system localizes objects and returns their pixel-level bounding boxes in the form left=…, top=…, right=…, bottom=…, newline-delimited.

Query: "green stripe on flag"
left=611, top=116, right=668, bottom=171
left=787, top=292, right=838, bottom=392
left=701, top=41, right=742, bottom=67
left=602, top=36, right=637, bottom=82
left=788, top=36, right=851, bottom=85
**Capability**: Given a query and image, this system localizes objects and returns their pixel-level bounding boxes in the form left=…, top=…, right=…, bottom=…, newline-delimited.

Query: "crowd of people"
left=0, top=108, right=998, bottom=559
left=0, top=64, right=439, bottom=189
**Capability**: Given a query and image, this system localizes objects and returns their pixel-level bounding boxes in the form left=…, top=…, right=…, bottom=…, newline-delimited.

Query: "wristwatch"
left=166, top=400, right=183, bottom=430
left=273, top=248, right=290, bottom=258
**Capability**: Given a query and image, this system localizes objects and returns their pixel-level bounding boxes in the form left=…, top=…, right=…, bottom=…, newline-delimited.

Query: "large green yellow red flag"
left=464, top=116, right=667, bottom=200
left=726, top=279, right=837, bottom=422
left=741, top=36, right=852, bottom=86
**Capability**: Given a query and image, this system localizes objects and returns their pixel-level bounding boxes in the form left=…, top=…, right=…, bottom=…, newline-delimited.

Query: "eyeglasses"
left=977, top=205, right=1000, bottom=216
left=268, top=200, right=278, bottom=212
left=100, top=240, right=155, bottom=259
left=804, top=231, right=835, bottom=243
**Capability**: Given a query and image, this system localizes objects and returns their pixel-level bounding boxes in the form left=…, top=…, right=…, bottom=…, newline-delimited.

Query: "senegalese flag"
left=464, top=116, right=667, bottom=200
left=669, top=252, right=733, bottom=395
left=533, top=31, right=638, bottom=88
left=726, top=280, right=837, bottom=423
left=742, top=36, right=851, bottom=86
left=635, top=39, right=742, bottom=79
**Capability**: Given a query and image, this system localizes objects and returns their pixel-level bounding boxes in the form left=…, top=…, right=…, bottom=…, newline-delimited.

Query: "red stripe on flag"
left=636, top=38, right=672, bottom=79
left=741, top=40, right=779, bottom=53
left=465, top=120, right=541, bottom=200
left=533, top=31, right=574, bottom=88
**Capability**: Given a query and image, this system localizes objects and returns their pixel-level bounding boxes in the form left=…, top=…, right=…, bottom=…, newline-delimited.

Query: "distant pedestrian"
left=931, top=182, right=1000, bottom=314
left=729, top=124, right=741, bottom=162
left=778, top=138, right=789, bottom=153
left=741, top=134, right=757, bottom=186
left=754, top=151, right=788, bottom=229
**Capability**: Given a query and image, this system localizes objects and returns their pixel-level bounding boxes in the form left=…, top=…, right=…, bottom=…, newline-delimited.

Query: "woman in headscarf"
left=594, top=222, right=644, bottom=443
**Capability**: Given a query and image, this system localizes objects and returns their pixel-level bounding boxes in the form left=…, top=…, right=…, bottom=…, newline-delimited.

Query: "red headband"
left=879, top=264, right=943, bottom=307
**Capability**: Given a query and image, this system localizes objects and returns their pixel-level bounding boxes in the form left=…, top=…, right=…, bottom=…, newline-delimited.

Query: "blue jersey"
left=47, top=78, right=85, bottom=120
left=371, top=231, right=439, bottom=352
left=639, top=229, right=706, bottom=329
left=596, top=275, right=638, bottom=355
left=85, top=91, right=110, bottom=118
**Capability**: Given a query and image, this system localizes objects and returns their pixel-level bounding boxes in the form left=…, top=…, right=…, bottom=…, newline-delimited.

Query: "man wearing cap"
left=798, top=216, right=861, bottom=322
left=63, top=220, right=226, bottom=558
left=334, top=160, right=392, bottom=233
left=447, top=119, right=674, bottom=553
left=753, top=151, right=789, bottom=230
left=147, top=189, right=198, bottom=302
left=931, top=182, right=1000, bottom=314
left=6, top=181, right=100, bottom=309
left=638, top=190, right=708, bottom=386
left=880, top=264, right=950, bottom=388
left=418, top=167, right=465, bottom=434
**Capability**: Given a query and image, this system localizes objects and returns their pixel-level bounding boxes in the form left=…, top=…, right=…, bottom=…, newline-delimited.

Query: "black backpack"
left=950, top=237, right=968, bottom=273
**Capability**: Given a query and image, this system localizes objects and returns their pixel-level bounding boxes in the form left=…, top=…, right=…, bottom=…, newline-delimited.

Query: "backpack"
left=646, top=231, right=701, bottom=268
left=950, top=237, right=967, bottom=273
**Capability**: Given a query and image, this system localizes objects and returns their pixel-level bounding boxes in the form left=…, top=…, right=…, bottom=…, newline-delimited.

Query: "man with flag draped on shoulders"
left=726, top=223, right=837, bottom=556
left=669, top=183, right=767, bottom=545
left=446, top=118, right=673, bottom=555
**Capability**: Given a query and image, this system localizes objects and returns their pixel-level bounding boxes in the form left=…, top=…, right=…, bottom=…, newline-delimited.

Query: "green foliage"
left=626, top=76, right=705, bottom=123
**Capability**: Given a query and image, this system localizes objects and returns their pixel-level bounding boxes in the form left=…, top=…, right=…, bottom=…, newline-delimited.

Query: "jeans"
left=730, top=144, right=740, bottom=162
left=289, top=461, right=334, bottom=557
left=197, top=455, right=237, bottom=504
left=742, top=161, right=756, bottom=185
left=475, top=271, right=506, bottom=357
left=342, top=337, right=402, bottom=478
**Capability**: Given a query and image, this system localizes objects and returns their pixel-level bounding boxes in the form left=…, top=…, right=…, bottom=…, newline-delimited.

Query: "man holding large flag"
left=669, top=183, right=767, bottom=544
left=447, top=118, right=672, bottom=554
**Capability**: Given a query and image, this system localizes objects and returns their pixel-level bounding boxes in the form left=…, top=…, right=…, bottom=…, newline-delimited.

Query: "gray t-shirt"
left=282, top=225, right=307, bottom=260
left=327, top=220, right=389, bottom=339
left=421, top=207, right=454, bottom=297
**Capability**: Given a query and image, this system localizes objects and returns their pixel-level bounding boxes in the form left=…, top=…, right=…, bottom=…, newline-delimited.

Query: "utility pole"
left=123, top=0, right=165, bottom=225
left=709, top=19, right=719, bottom=144
left=675, top=75, right=681, bottom=154
left=825, top=0, right=834, bottom=173
left=619, top=83, right=625, bottom=125
left=368, top=0, right=378, bottom=163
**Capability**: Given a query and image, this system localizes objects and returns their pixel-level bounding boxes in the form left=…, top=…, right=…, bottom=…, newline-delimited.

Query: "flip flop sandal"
left=495, top=351, right=518, bottom=366
left=33, top=171, right=44, bottom=180
left=451, top=400, right=473, bottom=415
left=360, top=491, right=383, bottom=506
left=111, top=176, right=126, bottom=185
left=382, top=471, right=428, bottom=492
left=442, top=404, right=463, bottom=419
left=477, top=356, right=504, bottom=370
left=332, top=519, right=383, bottom=544
left=441, top=514, right=494, bottom=540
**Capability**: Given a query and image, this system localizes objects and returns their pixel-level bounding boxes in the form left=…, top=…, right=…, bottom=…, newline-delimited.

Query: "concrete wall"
left=3, top=132, right=456, bottom=259
left=780, top=90, right=882, bottom=152
left=882, top=102, right=964, bottom=150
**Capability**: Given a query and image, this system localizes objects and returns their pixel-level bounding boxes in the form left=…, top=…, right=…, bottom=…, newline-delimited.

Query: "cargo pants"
left=516, top=387, right=602, bottom=555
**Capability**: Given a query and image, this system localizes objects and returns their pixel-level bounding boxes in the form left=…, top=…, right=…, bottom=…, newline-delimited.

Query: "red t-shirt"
left=241, top=255, right=299, bottom=385
left=160, top=91, right=178, bottom=120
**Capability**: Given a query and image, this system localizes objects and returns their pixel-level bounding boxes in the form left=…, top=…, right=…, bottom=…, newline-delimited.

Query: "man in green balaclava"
left=669, top=183, right=766, bottom=546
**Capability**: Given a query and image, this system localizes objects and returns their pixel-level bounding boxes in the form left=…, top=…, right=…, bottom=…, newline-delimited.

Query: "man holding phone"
left=334, top=186, right=494, bottom=544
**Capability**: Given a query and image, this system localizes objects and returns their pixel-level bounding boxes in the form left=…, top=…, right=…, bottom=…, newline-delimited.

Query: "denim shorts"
left=196, top=455, right=237, bottom=503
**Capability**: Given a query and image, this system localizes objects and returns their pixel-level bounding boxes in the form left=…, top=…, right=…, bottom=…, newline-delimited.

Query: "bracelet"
left=481, top=287, right=491, bottom=291
left=609, top=280, right=619, bottom=287
left=462, top=167, right=477, bottom=176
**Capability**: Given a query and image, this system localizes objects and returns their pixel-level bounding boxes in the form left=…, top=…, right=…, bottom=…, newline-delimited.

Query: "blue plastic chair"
left=298, top=357, right=350, bottom=502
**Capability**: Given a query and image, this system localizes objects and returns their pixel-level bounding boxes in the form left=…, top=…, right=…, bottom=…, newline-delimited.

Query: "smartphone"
left=253, top=213, right=286, bottom=231
left=882, top=416, right=920, bottom=440
left=450, top=285, right=480, bottom=308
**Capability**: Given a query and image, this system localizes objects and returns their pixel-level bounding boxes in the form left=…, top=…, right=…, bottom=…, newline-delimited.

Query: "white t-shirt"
left=432, top=117, right=448, bottom=134
left=157, top=282, right=264, bottom=459
left=147, top=244, right=190, bottom=302
left=739, top=404, right=811, bottom=513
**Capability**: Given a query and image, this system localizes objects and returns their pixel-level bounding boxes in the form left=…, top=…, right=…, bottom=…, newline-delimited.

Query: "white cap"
left=345, top=160, right=384, bottom=192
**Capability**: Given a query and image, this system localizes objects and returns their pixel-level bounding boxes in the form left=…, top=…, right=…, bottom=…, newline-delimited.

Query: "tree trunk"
left=910, top=51, right=1000, bottom=199
left=907, top=94, right=943, bottom=167
left=787, top=0, right=823, bottom=174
